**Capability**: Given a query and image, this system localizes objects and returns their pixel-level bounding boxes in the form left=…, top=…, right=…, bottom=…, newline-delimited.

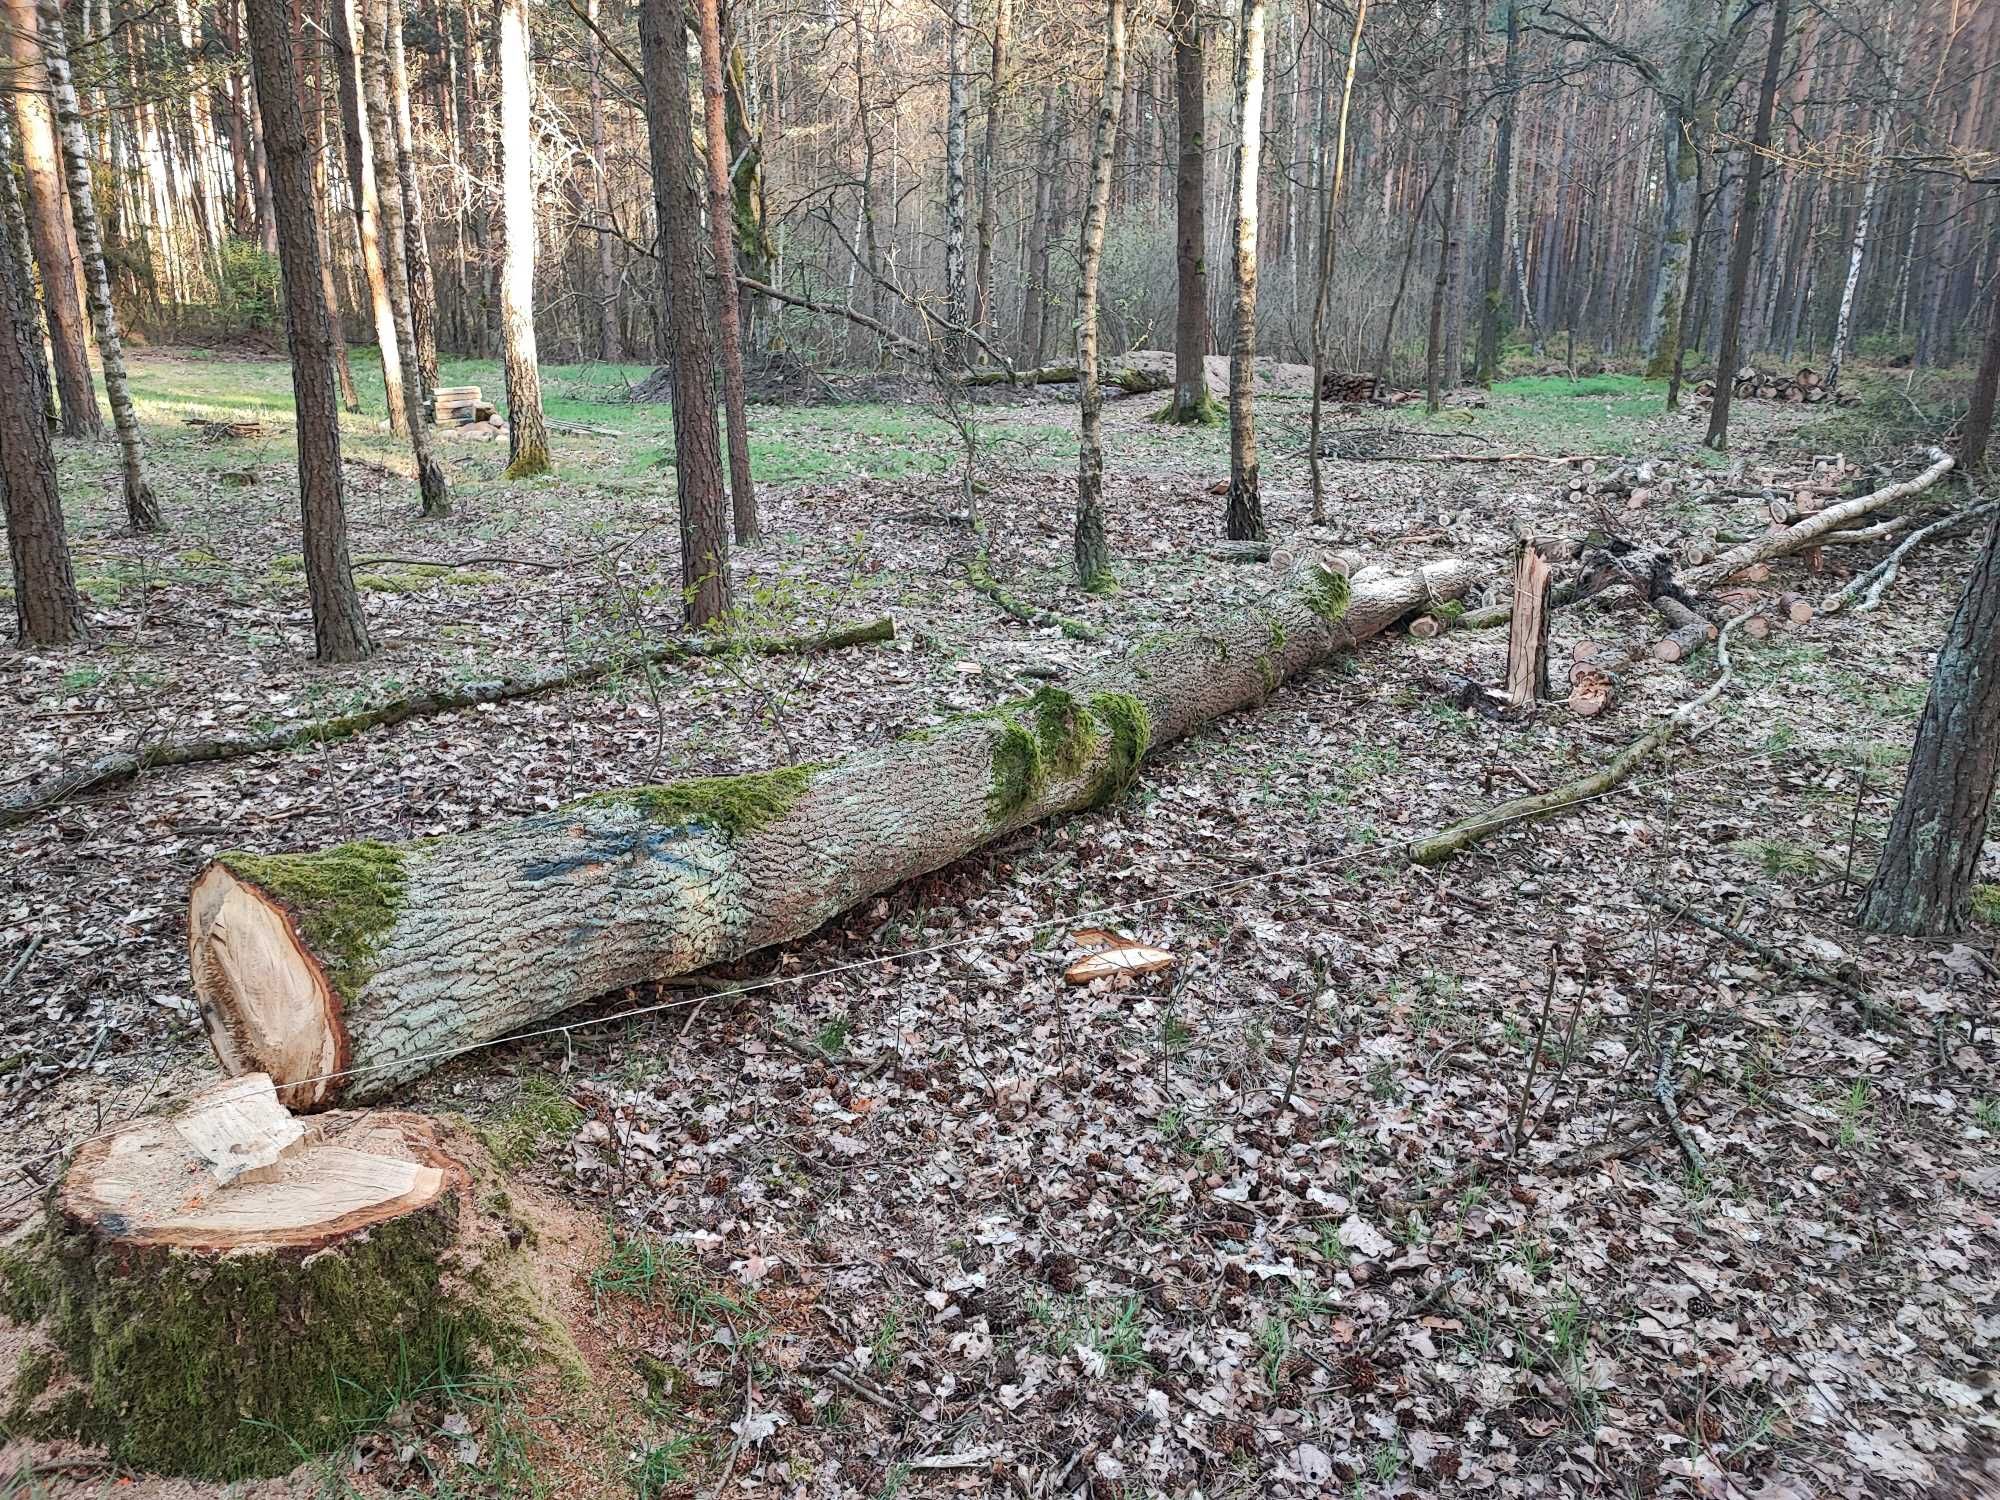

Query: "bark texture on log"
left=1503, top=540, right=1551, bottom=706
left=3, top=1077, right=470, bottom=1477
left=191, top=556, right=1476, bottom=1107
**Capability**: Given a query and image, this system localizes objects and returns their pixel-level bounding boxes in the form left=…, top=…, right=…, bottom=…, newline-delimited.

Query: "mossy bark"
left=5, top=1116, right=483, bottom=1480
left=193, top=555, right=1478, bottom=1107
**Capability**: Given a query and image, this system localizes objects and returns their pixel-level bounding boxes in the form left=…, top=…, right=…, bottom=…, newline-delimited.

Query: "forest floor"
left=0, top=352, right=1995, bottom=1499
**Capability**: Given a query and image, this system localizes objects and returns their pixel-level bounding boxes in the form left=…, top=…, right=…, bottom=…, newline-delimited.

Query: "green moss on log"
left=218, top=840, right=408, bottom=1001
left=1304, top=566, right=1352, bottom=624
left=987, top=720, right=1046, bottom=819
left=1089, top=692, right=1151, bottom=802
left=0, top=1230, right=53, bottom=1323
left=592, top=764, right=819, bottom=838
left=1028, top=688, right=1101, bottom=779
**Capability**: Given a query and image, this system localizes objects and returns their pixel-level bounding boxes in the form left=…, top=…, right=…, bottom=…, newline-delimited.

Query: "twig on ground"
left=1653, top=1025, right=1705, bottom=1179
left=1510, top=957, right=1559, bottom=1155
left=1635, top=886, right=1878, bottom=1013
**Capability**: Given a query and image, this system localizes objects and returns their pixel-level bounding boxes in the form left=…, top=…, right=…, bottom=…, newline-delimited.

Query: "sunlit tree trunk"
left=496, top=0, right=550, bottom=478
left=0, top=120, right=85, bottom=646
left=1159, top=0, right=1213, bottom=424
left=2, top=0, right=101, bottom=438
left=362, top=0, right=448, bottom=510
left=36, top=0, right=163, bottom=531
left=243, top=0, right=373, bottom=661
left=1223, top=0, right=1266, bottom=542
left=1704, top=0, right=1787, bottom=452
left=695, top=0, right=756, bottom=539
left=1073, top=0, right=1125, bottom=592
left=638, top=0, right=732, bottom=626
left=305, top=8, right=362, bottom=413
left=386, top=0, right=439, bottom=405
left=334, top=0, right=408, bottom=432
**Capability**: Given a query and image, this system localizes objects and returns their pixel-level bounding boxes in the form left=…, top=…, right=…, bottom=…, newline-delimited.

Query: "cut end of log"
left=189, top=863, right=348, bottom=1111
left=60, top=1074, right=454, bottom=1252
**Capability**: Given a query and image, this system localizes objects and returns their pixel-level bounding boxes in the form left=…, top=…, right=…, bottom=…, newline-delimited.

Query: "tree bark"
left=1073, top=0, right=1125, bottom=593
left=1960, top=283, right=1999, bottom=476
left=362, top=0, right=448, bottom=512
left=695, top=0, right=757, bottom=540
left=1304, top=0, right=1369, bottom=522
left=244, top=0, right=372, bottom=662
left=972, top=0, right=1008, bottom=340
left=34, top=0, right=164, bottom=532
left=386, top=0, right=440, bottom=405
left=1704, top=0, right=1788, bottom=452
left=941, top=0, right=970, bottom=359
left=496, top=0, right=551, bottom=479
left=1224, top=0, right=1267, bottom=541
left=1425, top=0, right=1466, bottom=413
left=2, top=0, right=101, bottom=438
left=0, top=135, right=85, bottom=647
left=188, top=552, right=1478, bottom=1107
left=304, top=4, right=362, bottom=412
left=14, top=1076, right=470, bottom=1477
left=334, top=0, right=408, bottom=434
left=639, top=0, right=732, bottom=627
left=1159, top=0, right=1213, bottom=423
left=1018, top=83, right=1060, bottom=366
left=585, top=0, right=622, bottom=361
left=1856, top=514, right=2000, bottom=935
left=1473, top=0, right=1519, bottom=387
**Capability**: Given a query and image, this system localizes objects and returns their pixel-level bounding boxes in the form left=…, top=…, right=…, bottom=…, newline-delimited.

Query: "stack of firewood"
left=1692, top=366, right=1860, bottom=407
left=1321, top=370, right=1381, bottom=403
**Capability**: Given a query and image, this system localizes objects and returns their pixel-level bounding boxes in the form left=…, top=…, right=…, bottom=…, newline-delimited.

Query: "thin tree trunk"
left=495, top=0, right=550, bottom=479
left=1704, top=0, right=1788, bottom=452
left=1961, top=285, right=1999, bottom=475
left=335, top=0, right=408, bottom=432
left=306, top=8, right=362, bottom=413
left=1305, top=0, right=1369, bottom=523
left=1826, top=106, right=1888, bottom=391
left=386, top=0, right=439, bottom=404
left=695, top=0, right=757, bottom=540
left=1160, top=0, right=1213, bottom=423
left=585, top=0, right=621, bottom=361
left=1224, top=0, right=1267, bottom=542
left=2, top=0, right=101, bottom=438
left=362, top=0, right=448, bottom=509
left=1474, top=0, right=1518, bottom=386
left=243, top=0, right=372, bottom=661
left=1855, top=511, right=2000, bottom=935
left=1018, top=83, right=1059, bottom=366
left=971, top=0, right=1008, bottom=340
left=1373, top=156, right=1437, bottom=390
left=941, top=0, right=970, bottom=356
left=1425, top=1, right=1465, bottom=413
left=35, top=0, right=163, bottom=531
left=639, top=0, right=731, bottom=627
left=1073, top=0, right=1125, bottom=592
left=0, top=122, right=85, bottom=646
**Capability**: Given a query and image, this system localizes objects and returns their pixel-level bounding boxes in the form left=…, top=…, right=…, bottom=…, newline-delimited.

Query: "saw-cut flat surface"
left=62, top=1107, right=451, bottom=1250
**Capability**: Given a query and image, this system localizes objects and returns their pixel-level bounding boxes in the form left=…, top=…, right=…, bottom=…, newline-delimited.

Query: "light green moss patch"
left=1973, top=884, right=2000, bottom=926
left=0, top=1231, right=54, bottom=1323
left=988, top=720, right=1046, bottom=819
left=595, top=764, right=818, bottom=838
left=1089, top=692, right=1150, bottom=802
left=1029, top=687, right=1100, bottom=779
left=219, top=840, right=408, bottom=1000
left=1304, top=567, right=1351, bottom=624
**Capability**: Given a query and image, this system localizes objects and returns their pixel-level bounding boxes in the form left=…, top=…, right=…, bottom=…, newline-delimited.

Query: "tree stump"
left=4, top=1074, right=472, bottom=1478
left=1504, top=539, right=1552, bottom=707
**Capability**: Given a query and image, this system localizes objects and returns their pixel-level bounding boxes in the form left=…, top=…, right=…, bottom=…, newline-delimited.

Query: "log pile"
left=1321, top=370, right=1381, bottom=403
left=187, top=552, right=1478, bottom=1107
left=431, top=384, right=492, bottom=425
left=1691, top=366, right=1859, bottom=407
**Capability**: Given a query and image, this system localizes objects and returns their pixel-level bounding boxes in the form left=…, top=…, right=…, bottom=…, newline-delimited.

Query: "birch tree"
left=1073, top=0, right=1125, bottom=591
left=497, top=0, right=551, bottom=478
left=1224, top=0, right=1267, bottom=543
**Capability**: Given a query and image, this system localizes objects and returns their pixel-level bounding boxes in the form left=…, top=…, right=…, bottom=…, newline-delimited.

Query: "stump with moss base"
left=189, top=553, right=1480, bottom=1108
left=2, top=1075, right=481, bottom=1478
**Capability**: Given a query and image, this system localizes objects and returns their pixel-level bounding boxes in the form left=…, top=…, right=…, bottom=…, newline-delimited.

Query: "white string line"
left=6, top=732, right=1789, bottom=1191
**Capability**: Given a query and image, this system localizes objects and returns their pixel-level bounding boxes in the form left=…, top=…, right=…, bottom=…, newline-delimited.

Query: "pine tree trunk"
left=1704, top=0, right=1788, bottom=452
left=2, top=0, right=101, bottom=439
left=1961, top=285, right=1999, bottom=475
left=307, top=20, right=362, bottom=413
left=639, top=0, right=731, bottom=627
left=695, top=0, right=757, bottom=540
left=1304, top=0, right=1368, bottom=523
left=1161, top=0, right=1213, bottom=424
left=334, top=0, right=408, bottom=433
left=35, top=0, right=164, bottom=532
left=386, top=0, right=440, bottom=405
left=243, top=0, right=372, bottom=662
left=0, top=137, right=86, bottom=647
left=1073, top=0, right=1125, bottom=593
left=495, top=0, right=551, bottom=479
left=1224, top=0, right=1266, bottom=542
left=188, top=552, right=1478, bottom=1107
left=1473, top=0, right=1518, bottom=386
left=1856, top=515, right=2000, bottom=935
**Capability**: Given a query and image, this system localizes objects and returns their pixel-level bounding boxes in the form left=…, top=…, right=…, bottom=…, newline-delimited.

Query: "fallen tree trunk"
left=1820, top=499, right=1999, bottom=615
left=1, top=618, right=894, bottom=828
left=190, top=554, right=1477, bottom=1107
left=3, top=1074, right=477, bottom=1476
left=1686, top=447, right=1954, bottom=589
left=960, top=363, right=1171, bottom=395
